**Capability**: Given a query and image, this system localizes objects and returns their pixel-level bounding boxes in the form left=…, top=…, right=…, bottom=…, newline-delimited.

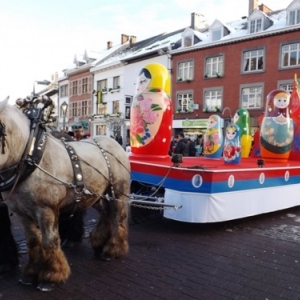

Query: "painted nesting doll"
left=289, top=75, right=300, bottom=160
left=223, top=123, right=241, bottom=164
left=250, top=113, right=264, bottom=157
left=233, top=108, right=251, bottom=158
left=203, top=114, right=223, bottom=159
left=260, top=89, right=294, bottom=163
left=130, top=63, right=172, bottom=157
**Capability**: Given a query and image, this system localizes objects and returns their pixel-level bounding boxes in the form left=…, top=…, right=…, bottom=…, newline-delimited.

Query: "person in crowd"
left=174, top=132, right=189, bottom=156
left=188, top=138, right=196, bottom=156
left=116, top=135, right=123, bottom=147
left=169, top=135, right=178, bottom=156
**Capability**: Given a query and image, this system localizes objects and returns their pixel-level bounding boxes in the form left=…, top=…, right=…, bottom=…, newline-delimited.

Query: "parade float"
left=129, top=63, right=300, bottom=223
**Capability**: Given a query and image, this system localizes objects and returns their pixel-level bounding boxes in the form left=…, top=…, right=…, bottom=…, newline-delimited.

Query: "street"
left=1, top=205, right=300, bottom=299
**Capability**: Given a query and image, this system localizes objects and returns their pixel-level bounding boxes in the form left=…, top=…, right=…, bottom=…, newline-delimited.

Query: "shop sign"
left=182, top=120, right=208, bottom=127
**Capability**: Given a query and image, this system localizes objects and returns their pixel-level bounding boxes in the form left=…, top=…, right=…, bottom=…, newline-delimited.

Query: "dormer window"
left=249, top=18, right=262, bottom=33
left=212, top=28, right=222, bottom=41
left=209, top=20, right=230, bottom=42
left=182, top=28, right=194, bottom=48
left=288, top=8, right=300, bottom=25
left=184, top=35, right=192, bottom=47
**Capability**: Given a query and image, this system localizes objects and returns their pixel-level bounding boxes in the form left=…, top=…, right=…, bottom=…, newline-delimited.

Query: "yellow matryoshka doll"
left=203, top=114, right=223, bottom=159
left=233, top=108, right=251, bottom=158
left=260, top=89, right=294, bottom=163
left=130, top=63, right=172, bottom=158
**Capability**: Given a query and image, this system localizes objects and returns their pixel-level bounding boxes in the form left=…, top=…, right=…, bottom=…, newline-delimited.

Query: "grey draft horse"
left=0, top=96, right=130, bottom=291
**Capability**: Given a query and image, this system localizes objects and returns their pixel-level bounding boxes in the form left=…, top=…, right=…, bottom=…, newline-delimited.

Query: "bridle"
left=0, top=95, right=54, bottom=192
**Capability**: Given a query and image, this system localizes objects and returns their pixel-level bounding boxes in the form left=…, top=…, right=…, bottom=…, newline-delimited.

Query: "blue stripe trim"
left=131, top=171, right=300, bottom=193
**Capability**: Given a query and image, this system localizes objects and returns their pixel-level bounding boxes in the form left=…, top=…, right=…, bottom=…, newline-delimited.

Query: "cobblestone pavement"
left=2, top=205, right=300, bottom=299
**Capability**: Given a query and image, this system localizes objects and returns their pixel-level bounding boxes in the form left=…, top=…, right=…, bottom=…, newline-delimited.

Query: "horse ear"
left=0, top=97, right=9, bottom=113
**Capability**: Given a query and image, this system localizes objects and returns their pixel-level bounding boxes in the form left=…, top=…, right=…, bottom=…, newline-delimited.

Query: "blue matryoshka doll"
left=223, top=123, right=241, bottom=164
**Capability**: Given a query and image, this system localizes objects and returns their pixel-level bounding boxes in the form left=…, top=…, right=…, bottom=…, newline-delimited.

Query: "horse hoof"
left=61, top=239, right=76, bottom=248
left=100, top=254, right=111, bottom=262
left=0, top=263, right=13, bottom=273
left=36, top=282, right=56, bottom=292
left=18, top=275, right=36, bottom=286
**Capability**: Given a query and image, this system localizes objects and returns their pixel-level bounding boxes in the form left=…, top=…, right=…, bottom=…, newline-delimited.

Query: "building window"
left=113, top=101, right=120, bottom=114
left=281, top=42, right=300, bottom=68
left=72, top=102, right=78, bottom=117
left=203, top=89, right=222, bottom=112
left=125, top=106, right=131, bottom=119
left=176, top=92, right=193, bottom=112
left=96, top=125, right=106, bottom=135
left=113, top=76, right=120, bottom=89
left=125, top=96, right=132, bottom=104
left=288, top=9, right=300, bottom=25
left=279, top=83, right=293, bottom=92
left=72, top=81, right=78, bottom=95
left=178, top=61, right=194, bottom=81
left=205, top=55, right=223, bottom=77
left=82, top=78, right=88, bottom=93
left=98, top=104, right=107, bottom=115
left=241, top=85, right=263, bottom=109
left=249, top=18, right=262, bottom=33
left=243, top=49, right=264, bottom=72
left=60, top=85, right=68, bottom=97
left=81, top=100, right=87, bottom=116
left=184, top=34, right=192, bottom=47
left=212, top=28, right=222, bottom=41
left=97, top=79, right=107, bottom=92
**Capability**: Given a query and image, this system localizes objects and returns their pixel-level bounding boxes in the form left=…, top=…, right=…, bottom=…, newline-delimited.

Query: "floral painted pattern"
left=131, top=88, right=163, bottom=145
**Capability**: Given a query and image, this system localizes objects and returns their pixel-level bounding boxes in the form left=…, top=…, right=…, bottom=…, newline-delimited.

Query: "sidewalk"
left=2, top=206, right=300, bottom=299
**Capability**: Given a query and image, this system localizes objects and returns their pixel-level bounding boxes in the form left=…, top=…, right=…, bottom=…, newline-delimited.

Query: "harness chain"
left=60, top=137, right=84, bottom=217
left=92, top=138, right=116, bottom=200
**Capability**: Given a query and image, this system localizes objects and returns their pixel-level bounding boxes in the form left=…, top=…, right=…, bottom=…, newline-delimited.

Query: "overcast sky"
left=0, top=0, right=292, bottom=104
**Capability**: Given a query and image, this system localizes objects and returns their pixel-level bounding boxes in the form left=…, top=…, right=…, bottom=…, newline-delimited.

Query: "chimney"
left=249, top=0, right=259, bottom=16
left=191, top=13, right=208, bottom=31
left=121, top=34, right=129, bottom=44
left=130, top=36, right=137, bottom=46
left=258, top=4, right=272, bottom=13
left=107, top=41, right=113, bottom=49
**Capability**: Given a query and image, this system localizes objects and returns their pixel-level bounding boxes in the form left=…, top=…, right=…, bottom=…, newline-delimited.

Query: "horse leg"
left=19, top=207, right=70, bottom=291
left=0, top=202, right=19, bottom=272
left=90, top=191, right=129, bottom=260
left=59, top=210, right=85, bottom=248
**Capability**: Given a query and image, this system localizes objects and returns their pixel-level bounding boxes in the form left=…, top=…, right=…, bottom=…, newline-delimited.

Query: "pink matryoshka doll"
left=223, top=123, right=241, bottom=164
left=260, top=89, right=294, bottom=163
left=203, top=114, right=223, bottom=159
left=130, top=63, right=172, bottom=159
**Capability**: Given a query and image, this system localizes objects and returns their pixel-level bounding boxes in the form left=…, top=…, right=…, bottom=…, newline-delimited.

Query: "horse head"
left=0, top=97, right=30, bottom=169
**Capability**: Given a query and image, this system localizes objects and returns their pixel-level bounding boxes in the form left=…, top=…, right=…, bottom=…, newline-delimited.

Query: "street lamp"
left=61, top=101, right=68, bottom=132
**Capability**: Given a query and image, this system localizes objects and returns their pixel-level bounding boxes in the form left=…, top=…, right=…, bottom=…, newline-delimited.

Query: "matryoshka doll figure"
left=203, top=114, right=223, bottom=159
left=260, top=89, right=294, bottom=163
left=223, top=123, right=241, bottom=164
left=250, top=113, right=264, bottom=157
left=289, top=74, right=300, bottom=160
left=233, top=108, right=251, bottom=158
left=130, top=63, right=172, bottom=158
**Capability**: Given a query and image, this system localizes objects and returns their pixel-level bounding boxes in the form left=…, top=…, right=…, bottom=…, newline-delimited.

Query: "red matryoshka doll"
left=130, top=63, right=172, bottom=158
left=250, top=113, right=264, bottom=157
left=203, top=114, right=223, bottom=159
left=260, top=89, right=294, bottom=163
left=223, top=123, right=241, bottom=164
left=289, top=74, right=300, bottom=160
